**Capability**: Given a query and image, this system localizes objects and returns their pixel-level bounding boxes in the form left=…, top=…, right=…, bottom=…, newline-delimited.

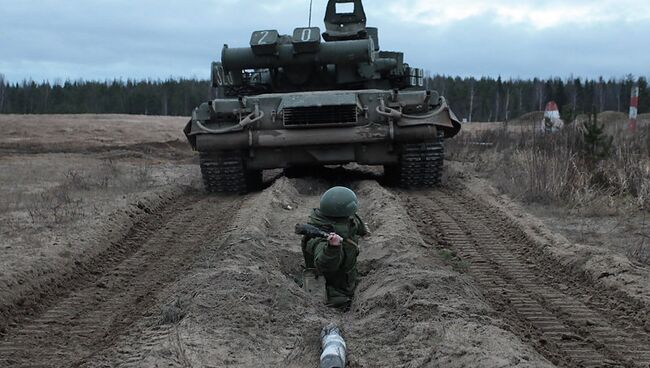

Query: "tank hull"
left=184, top=89, right=459, bottom=192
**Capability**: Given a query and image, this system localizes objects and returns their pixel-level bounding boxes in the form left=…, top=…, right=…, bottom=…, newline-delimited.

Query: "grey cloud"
left=0, top=0, right=647, bottom=81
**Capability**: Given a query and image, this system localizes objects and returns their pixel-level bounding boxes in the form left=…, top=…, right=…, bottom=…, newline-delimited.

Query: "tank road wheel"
left=199, top=152, right=261, bottom=193
left=385, top=135, right=445, bottom=188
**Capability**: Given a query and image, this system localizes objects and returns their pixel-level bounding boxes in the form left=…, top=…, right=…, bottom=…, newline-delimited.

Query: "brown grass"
left=26, top=183, right=85, bottom=225
left=448, top=123, right=650, bottom=208
left=159, top=296, right=191, bottom=325
left=448, top=121, right=650, bottom=264
left=19, top=162, right=156, bottom=227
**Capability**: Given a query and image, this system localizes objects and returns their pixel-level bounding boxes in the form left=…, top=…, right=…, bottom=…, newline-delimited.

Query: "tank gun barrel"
left=222, top=39, right=374, bottom=71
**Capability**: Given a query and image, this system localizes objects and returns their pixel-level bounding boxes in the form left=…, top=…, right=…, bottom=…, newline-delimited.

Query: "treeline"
left=0, top=75, right=210, bottom=116
left=426, top=75, right=649, bottom=122
left=0, top=73, right=648, bottom=121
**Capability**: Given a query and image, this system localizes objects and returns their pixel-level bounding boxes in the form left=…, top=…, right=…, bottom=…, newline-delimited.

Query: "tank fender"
left=377, top=96, right=461, bottom=138
left=183, top=119, right=197, bottom=150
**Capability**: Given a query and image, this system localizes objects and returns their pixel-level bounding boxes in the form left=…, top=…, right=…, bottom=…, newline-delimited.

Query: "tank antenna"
left=308, top=0, right=313, bottom=27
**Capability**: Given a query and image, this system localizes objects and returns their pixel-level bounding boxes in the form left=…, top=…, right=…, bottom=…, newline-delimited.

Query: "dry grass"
left=7, top=161, right=157, bottom=227
left=26, top=184, right=85, bottom=225
left=630, top=242, right=650, bottom=265
left=448, top=123, right=650, bottom=208
left=159, top=296, right=191, bottom=325
left=448, top=121, right=650, bottom=264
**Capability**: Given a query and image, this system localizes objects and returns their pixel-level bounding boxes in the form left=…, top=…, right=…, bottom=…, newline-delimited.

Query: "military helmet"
left=319, top=186, right=359, bottom=218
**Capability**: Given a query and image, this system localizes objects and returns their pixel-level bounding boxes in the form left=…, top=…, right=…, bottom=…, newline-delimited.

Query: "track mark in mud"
left=0, top=194, right=242, bottom=367
left=402, top=190, right=650, bottom=368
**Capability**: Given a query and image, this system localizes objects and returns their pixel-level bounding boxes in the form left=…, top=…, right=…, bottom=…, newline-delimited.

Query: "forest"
left=0, top=73, right=647, bottom=122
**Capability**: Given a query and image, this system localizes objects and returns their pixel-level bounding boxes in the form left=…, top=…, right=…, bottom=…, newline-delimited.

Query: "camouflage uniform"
left=301, top=209, right=369, bottom=309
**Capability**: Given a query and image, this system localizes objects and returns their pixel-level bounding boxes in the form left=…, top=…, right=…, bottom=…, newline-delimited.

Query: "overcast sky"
left=1, top=0, right=648, bottom=82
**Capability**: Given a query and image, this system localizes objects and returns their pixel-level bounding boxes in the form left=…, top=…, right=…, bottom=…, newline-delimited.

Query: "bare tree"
left=468, top=80, right=475, bottom=122
left=504, top=88, right=511, bottom=122
left=567, top=79, right=578, bottom=115
left=162, top=92, right=168, bottom=116
left=0, top=73, right=5, bottom=113
left=495, top=90, right=500, bottom=122
left=535, top=80, right=545, bottom=111
left=424, top=71, right=433, bottom=90
left=597, top=77, right=605, bottom=112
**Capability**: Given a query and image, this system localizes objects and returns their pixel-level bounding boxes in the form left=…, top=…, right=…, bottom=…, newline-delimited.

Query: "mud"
left=1, top=115, right=649, bottom=367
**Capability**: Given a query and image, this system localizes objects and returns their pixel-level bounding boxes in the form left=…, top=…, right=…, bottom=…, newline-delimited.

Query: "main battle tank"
left=184, top=0, right=461, bottom=193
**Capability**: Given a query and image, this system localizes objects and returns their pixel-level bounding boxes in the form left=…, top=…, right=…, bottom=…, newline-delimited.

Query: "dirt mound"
left=598, top=110, right=628, bottom=124
left=575, top=110, right=628, bottom=125
left=510, top=111, right=543, bottom=125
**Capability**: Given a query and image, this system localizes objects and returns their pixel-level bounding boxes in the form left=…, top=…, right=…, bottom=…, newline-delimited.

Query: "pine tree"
left=0, top=73, right=6, bottom=113
left=582, top=110, right=613, bottom=161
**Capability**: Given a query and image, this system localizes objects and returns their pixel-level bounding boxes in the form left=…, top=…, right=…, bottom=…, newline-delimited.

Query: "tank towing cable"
left=376, top=97, right=444, bottom=121
left=195, top=103, right=264, bottom=134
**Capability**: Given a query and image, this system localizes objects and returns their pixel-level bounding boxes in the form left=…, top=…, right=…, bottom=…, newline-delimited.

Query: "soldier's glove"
left=327, top=233, right=343, bottom=247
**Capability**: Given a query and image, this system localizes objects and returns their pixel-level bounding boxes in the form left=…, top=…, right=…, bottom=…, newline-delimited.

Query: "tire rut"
left=401, top=189, right=650, bottom=368
left=0, top=193, right=242, bottom=367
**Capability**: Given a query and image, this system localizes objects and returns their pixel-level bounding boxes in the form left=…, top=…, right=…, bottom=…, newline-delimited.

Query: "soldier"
left=301, top=186, right=369, bottom=309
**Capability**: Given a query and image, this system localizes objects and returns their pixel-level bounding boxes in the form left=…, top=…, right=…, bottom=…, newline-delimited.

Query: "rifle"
left=295, top=223, right=358, bottom=248
left=295, top=223, right=330, bottom=239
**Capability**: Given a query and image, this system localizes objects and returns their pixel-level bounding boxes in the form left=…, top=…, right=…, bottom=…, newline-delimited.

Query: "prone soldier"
left=297, top=186, right=369, bottom=309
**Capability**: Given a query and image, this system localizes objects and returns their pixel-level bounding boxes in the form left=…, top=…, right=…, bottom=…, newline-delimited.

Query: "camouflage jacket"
left=301, top=209, right=369, bottom=307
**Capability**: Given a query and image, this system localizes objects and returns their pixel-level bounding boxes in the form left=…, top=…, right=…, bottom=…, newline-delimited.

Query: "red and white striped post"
left=629, top=86, right=639, bottom=133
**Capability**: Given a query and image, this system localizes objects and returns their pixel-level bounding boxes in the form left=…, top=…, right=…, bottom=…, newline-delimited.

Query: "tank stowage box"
left=184, top=0, right=461, bottom=193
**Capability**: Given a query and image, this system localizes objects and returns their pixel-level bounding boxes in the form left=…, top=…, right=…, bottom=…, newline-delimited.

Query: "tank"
left=184, top=0, right=461, bottom=193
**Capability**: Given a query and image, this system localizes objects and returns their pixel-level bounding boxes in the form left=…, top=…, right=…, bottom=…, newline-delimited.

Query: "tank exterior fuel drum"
left=222, top=39, right=374, bottom=70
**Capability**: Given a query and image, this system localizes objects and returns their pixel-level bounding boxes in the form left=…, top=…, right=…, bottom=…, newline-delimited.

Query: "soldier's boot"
left=303, top=268, right=327, bottom=304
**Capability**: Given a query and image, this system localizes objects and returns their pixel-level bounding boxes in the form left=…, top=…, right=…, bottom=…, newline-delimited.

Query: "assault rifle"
left=295, top=223, right=331, bottom=239
left=295, top=223, right=358, bottom=248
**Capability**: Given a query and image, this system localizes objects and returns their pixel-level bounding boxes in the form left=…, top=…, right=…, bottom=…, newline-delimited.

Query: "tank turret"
left=213, top=19, right=420, bottom=96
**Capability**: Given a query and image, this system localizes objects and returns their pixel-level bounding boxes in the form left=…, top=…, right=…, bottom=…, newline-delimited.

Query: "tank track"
left=199, top=152, right=261, bottom=193
left=386, top=135, right=445, bottom=188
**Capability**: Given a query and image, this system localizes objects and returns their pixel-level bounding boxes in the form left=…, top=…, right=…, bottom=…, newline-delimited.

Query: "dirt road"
left=1, top=115, right=649, bottom=367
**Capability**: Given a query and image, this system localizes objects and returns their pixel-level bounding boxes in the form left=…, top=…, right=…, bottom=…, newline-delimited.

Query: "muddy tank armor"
left=184, top=0, right=461, bottom=193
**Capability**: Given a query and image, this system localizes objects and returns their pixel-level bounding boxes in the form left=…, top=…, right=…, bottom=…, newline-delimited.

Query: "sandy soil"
left=0, top=114, right=187, bottom=149
left=1, top=114, right=649, bottom=367
left=0, top=115, right=198, bottom=336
